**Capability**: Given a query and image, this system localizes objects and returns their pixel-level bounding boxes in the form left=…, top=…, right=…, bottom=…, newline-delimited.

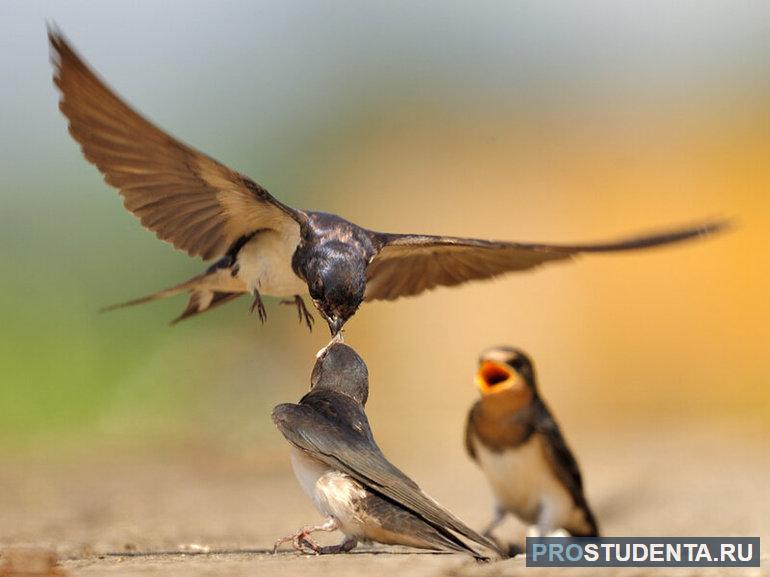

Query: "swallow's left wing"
left=49, top=29, right=305, bottom=261
left=272, top=400, right=498, bottom=556
left=364, top=220, right=727, bottom=302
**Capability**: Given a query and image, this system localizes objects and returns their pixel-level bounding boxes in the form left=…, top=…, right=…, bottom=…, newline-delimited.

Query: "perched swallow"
left=272, top=342, right=500, bottom=557
left=49, top=29, right=727, bottom=336
left=465, top=347, right=599, bottom=544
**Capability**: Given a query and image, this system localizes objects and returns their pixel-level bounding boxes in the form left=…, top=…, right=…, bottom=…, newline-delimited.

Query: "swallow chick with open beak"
left=465, top=347, right=599, bottom=548
left=272, top=343, right=500, bottom=558
left=50, top=29, right=728, bottom=337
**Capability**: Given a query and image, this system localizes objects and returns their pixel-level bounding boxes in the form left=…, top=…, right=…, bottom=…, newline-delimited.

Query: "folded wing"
left=272, top=402, right=499, bottom=556
left=532, top=401, right=599, bottom=536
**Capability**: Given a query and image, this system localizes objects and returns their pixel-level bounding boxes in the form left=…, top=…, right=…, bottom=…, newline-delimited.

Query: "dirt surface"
left=1, top=424, right=768, bottom=576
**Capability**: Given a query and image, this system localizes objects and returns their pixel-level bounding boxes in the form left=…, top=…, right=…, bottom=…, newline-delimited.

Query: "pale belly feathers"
left=235, top=229, right=307, bottom=297
left=289, top=447, right=369, bottom=538
left=472, top=434, right=575, bottom=532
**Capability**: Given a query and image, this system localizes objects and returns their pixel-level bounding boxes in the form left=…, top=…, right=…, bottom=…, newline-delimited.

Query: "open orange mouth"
left=475, top=360, right=516, bottom=393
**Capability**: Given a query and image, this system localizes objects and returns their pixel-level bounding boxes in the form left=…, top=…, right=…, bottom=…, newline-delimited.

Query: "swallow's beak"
left=475, top=360, right=517, bottom=394
left=328, top=317, right=345, bottom=337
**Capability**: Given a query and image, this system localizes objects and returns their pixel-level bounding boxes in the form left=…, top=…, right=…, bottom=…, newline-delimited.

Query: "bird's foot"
left=272, top=518, right=339, bottom=555
left=272, top=532, right=319, bottom=555
left=250, top=290, right=267, bottom=323
left=280, top=295, right=315, bottom=332
left=317, top=538, right=357, bottom=555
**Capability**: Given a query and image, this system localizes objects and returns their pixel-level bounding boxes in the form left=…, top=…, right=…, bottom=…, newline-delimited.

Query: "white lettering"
left=721, top=543, right=735, bottom=561
left=666, top=543, right=681, bottom=562
left=695, top=543, right=711, bottom=562
left=737, top=543, right=753, bottom=562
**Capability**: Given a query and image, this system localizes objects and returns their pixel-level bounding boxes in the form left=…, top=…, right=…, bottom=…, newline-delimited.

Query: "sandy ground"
left=1, top=424, right=767, bottom=576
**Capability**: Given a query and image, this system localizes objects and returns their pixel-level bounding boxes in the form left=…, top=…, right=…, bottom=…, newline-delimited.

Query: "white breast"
left=236, top=228, right=307, bottom=297
left=289, top=448, right=368, bottom=538
left=473, top=434, right=574, bottom=532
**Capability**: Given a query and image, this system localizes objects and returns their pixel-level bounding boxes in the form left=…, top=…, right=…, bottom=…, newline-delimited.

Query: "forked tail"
left=101, top=268, right=244, bottom=324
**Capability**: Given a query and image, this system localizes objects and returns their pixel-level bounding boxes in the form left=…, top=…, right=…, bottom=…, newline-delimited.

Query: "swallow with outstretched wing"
left=50, top=29, right=728, bottom=336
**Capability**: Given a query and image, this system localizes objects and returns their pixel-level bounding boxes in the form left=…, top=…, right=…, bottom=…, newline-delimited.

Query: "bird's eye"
left=511, top=356, right=527, bottom=372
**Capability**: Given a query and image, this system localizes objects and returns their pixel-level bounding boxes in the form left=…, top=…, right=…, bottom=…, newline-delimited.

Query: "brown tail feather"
left=101, top=267, right=245, bottom=323
left=100, top=274, right=208, bottom=312
left=170, top=291, right=243, bottom=325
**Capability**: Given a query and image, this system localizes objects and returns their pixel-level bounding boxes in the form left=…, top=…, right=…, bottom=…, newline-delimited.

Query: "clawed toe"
left=299, top=535, right=320, bottom=554
left=301, top=308, right=315, bottom=332
left=250, top=291, right=267, bottom=323
left=272, top=532, right=318, bottom=555
left=280, top=295, right=315, bottom=332
left=272, top=536, right=290, bottom=554
left=273, top=518, right=341, bottom=555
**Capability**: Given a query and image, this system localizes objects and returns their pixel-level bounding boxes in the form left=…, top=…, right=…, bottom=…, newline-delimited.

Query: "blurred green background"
left=0, top=0, right=768, bottom=461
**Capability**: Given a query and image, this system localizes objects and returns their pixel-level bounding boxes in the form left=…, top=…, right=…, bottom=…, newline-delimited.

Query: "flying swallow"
left=49, top=29, right=727, bottom=336
left=272, top=342, right=500, bottom=557
left=465, top=347, right=599, bottom=546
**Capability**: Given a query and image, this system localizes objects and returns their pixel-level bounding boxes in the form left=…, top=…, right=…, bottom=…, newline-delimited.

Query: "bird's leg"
left=317, top=537, right=358, bottom=555
left=280, top=295, right=315, bottom=332
left=250, top=289, right=267, bottom=323
left=481, top=506, right=507, bottom=538
left=272, top=517, right=339, bottom=555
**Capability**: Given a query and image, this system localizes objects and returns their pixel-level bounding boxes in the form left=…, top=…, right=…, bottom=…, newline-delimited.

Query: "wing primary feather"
left=272, top=402, right=501, bottom=558
left=365, top=219, right=729, bottom=302
left=49, top=27, right=304, bottom=261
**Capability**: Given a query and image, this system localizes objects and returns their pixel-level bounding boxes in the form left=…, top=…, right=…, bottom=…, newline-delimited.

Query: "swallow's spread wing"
left=49, top=30, right=304, bottom=261
left=364, top=220, right=726, bottom=301
left=532, top=401, right=599, bottom=536
left=272, top=398, right=498, bottom=556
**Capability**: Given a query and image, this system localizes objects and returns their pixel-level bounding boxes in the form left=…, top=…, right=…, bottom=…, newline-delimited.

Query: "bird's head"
left=475, top=346, right=536, bottom=398
left=306, top=243, right=367, bottom=335
left=311, top=342, right=369, bottom=405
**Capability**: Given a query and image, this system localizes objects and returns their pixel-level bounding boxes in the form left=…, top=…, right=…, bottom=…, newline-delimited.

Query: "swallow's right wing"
left=365, top=220, right=727, bottom=302
left=50, top=29, right=305, bottom=261
left=272, top=399, right=500, bottom=557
